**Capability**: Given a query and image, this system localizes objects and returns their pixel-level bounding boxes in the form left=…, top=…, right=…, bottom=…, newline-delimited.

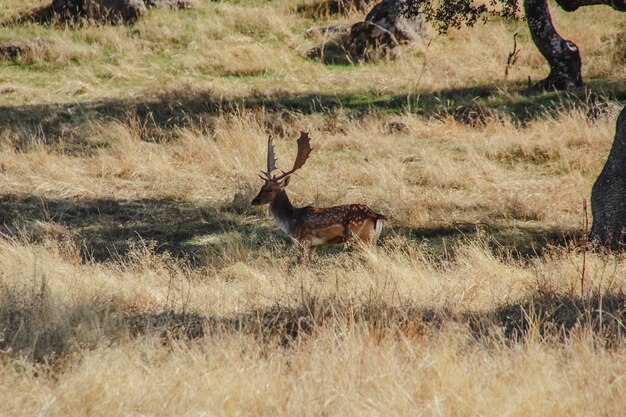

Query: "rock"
left=17, top=0, right=191, bottom=24
left=51, top=0, right=147, bottom=23
left=0, top=40, right=50, bottom=63
left=306, top=24, right=351, bottom=38
left=307, top=0, right=426, bottom=63
left=143, top=0, right=192, bottom=9
left=347, top=21, right=400, bottom=61
left=297, top=0, right=372, bottom=18
left=453, top=101, right=494, bottom=127
left=387, top=121, right=409, bottom=133
left=346, top=0, right=426, bottom=61
left=586, top=95, right=621, bottom=122
left=307, top=0, right=426, bottom=64
left=0, top=41, right=30, bottom=61
left=363, top=0, right=425, bottom=43
left=88, top=0, right=146, bottom=23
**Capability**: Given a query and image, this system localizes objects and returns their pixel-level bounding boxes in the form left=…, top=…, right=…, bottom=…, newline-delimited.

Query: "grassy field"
left=1, top=0, right=626, bottom=415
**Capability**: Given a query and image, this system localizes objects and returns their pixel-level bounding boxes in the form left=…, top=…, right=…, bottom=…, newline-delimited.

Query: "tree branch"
left=555, top=0, right=626, bottom=11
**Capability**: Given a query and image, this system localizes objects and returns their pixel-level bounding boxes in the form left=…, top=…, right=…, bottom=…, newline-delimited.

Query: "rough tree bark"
left=591, top=105, right=626, bottom=248
left=524, top=0, right=582, bottom=90
left=524, top=0, right=625, bottom=90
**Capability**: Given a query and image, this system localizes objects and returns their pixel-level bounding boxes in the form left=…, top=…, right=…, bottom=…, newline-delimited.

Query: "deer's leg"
left=341, top=223, right=351, bottom=240
left=342, top=222, right=363, bottom=250
left=370, top=218, right=384, bottom=244
left=298, top=240, right=314, bottom=264
left=347, top=220, right=372, bottom=246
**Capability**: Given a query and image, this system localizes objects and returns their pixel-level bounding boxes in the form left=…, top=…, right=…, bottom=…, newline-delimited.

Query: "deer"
left=251, top=131, right=387, bottom=262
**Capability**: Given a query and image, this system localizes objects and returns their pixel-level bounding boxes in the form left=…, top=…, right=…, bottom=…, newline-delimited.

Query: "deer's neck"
left=270, top=190, right=297, bottom=236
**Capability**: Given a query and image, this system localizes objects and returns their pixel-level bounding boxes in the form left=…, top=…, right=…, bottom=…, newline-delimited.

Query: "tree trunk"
left=590, top=105, right=626, bottom=248
left=524, top=0, right=582, bottom=90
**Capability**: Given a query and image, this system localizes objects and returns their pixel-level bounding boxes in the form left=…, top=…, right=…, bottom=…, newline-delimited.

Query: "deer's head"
left=251, top=132, right=312, bottom=206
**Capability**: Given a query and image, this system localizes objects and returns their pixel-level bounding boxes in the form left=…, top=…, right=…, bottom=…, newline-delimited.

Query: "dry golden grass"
left=1, top=0, right=624, bottom=103
left=1, top=0, right=626, bottom=416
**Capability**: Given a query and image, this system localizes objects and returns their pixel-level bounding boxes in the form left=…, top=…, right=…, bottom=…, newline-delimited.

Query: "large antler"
left=274, top=132, right=312, bottom=181
left=261, top=136, right=277, bottom=179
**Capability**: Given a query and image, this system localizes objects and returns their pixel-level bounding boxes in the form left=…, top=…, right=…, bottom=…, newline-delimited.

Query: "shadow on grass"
left=132, top=292, right=626, bottom=346
left=1, top=194, right=584, bottom=265
left=1, top=80, right=624, bottom=148
left=398, top=222, right=584, bottom=260
left=1, top=195, right=622, bottom=365
left=2, top=290, right=624, bottom=365
left=0, top=194, right=290, bottom=264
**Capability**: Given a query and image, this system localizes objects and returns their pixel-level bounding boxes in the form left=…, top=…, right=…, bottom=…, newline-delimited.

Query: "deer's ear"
left=280, top=176, right=291, bottom=188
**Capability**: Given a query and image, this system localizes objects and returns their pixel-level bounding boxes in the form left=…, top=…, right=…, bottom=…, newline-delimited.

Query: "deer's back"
left=294, top=203, right=385, bottom=239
